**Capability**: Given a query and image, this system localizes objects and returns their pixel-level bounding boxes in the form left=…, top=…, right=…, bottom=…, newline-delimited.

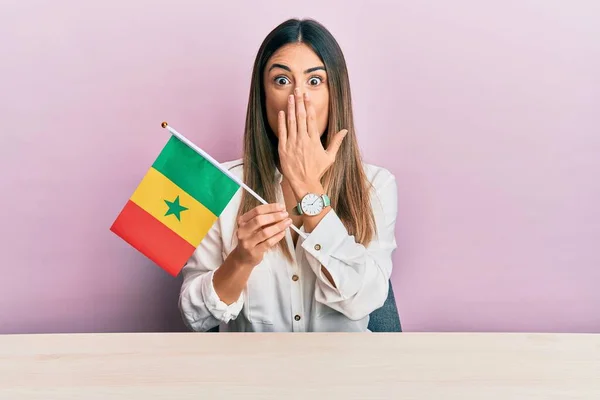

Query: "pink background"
left=1, top=0, right=598, bottom=334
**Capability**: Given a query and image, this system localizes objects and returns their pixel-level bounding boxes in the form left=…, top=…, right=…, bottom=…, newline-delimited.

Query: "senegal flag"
left=111, top=131, right=240, bottom=276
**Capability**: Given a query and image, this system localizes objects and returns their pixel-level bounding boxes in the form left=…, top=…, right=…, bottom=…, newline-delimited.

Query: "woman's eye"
left=275, top=76, right=290, bottom=85
left=308, top=76, right=322, bottom=86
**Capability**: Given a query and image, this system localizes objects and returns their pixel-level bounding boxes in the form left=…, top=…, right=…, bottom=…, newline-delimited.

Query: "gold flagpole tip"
left=161, top=121, right=168, bottom=128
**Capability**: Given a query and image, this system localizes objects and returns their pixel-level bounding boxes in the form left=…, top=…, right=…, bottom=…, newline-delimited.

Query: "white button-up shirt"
left=178, top=159, right=398, bottom=332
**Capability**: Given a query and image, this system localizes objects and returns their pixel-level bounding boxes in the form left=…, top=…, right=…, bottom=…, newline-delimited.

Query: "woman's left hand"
left=277, top=88, right=348, bottom=191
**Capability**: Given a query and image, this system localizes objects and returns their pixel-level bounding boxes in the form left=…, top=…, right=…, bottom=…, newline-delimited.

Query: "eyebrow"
left=268, top=63, right=326, bottom=74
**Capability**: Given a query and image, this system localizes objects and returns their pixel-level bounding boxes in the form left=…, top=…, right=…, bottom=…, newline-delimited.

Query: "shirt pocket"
left=316, top=300, right=338, bottom=319
left=243, top=265, right=274, bottom=325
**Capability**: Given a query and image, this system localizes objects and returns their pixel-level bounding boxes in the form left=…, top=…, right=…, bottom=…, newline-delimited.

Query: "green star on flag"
left=164, top=195, right=188, bottom=221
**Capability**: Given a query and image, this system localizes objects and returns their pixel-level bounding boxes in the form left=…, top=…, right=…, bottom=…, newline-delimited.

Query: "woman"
left=178, top=18, right=398, bottom=332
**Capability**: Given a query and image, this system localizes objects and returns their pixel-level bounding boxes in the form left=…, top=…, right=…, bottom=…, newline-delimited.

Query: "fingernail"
left=278, top=203, right=285, bottom=210
left=281, top=211, right=288, bottom=217
left=294, top=88, right=300, bottom=95
left=285, top=218, right=292, bottom=224
left=304, top=92, right=309, bottom=100
left=289, top=94, right=294, bottom=103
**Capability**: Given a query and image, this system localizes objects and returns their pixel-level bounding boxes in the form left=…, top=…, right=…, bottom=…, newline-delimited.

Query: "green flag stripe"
left=152, top=136, right=240, bottom=216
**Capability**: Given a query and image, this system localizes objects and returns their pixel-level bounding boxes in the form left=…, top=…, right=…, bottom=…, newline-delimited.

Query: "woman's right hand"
left=231, top=203, right=292, bottom=268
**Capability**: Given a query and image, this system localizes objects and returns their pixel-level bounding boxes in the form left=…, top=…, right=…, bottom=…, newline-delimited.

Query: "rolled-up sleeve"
left=178, top=221, right=244, bottom=332
left=301, top=170, right=398, bottom=321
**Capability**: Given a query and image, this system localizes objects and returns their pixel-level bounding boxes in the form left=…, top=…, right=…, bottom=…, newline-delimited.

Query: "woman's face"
left=263, top=43, right=329, bottom=139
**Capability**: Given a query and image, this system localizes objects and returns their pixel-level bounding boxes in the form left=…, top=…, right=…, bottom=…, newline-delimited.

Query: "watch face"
left=300, top=193, right=324, bottom=216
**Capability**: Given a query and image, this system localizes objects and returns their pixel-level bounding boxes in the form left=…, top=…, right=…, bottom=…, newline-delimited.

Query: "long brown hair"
left=238, top=18, right=376, bottom=262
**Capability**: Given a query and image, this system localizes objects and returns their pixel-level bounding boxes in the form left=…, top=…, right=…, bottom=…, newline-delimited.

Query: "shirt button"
left=292, top=275, right=299, bottom=281
left=294, top=315, right=301, bottom=321
left=314, top=244, right=321, bottom=251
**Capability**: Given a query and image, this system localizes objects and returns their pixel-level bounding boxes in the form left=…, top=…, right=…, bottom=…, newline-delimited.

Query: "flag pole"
left=161, top=122, right=308, bottom=240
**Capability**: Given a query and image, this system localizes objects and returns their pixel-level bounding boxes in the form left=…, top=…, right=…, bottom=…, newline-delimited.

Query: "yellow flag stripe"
left=129, top=167, right=217, bottom=247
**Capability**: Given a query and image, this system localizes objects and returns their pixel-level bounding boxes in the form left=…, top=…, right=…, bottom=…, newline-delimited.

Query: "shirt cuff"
left=301, top=208, right=348, bottom=288
left=201, top=269, right=244, bottom=323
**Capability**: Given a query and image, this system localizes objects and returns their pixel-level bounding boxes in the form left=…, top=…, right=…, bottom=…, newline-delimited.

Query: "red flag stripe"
left=110, top=200, right=196, bottom=276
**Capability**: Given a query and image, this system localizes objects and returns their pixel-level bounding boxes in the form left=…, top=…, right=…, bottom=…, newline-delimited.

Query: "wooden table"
left=0, top=332, right=599, bottom=399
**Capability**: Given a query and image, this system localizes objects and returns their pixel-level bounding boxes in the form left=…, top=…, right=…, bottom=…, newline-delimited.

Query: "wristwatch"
left=295, top=193, right=331, bottom=216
